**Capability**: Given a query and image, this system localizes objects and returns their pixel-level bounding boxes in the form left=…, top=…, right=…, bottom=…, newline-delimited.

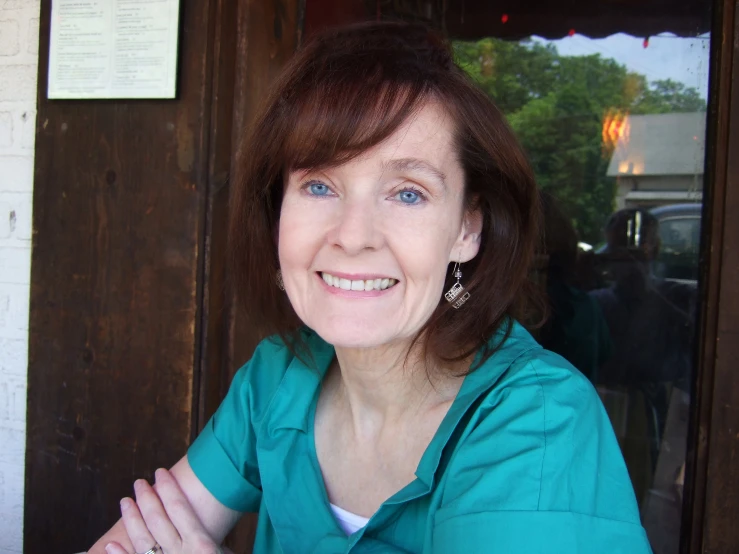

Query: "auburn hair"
left=229, top=21, right=543, bottom=371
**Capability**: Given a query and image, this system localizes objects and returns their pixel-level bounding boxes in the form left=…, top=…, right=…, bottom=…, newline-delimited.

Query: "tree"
left=507, top=83, right=614, bottom=243
left=453, top=39, right=559, bottom=114
left=453, top=39, right=706, bottom=245
left=632, top=78, right=707, bottom=114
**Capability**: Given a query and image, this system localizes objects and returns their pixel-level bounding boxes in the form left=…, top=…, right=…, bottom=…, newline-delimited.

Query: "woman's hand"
left=104, top=468, right=226, bottom=554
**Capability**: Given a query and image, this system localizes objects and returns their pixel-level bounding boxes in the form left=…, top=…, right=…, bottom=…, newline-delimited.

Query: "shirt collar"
left=266, top=320, right=541, bottom=485
left=266, top=328, right=335, bottom=434
left=414, top=319, right=541, bottom=486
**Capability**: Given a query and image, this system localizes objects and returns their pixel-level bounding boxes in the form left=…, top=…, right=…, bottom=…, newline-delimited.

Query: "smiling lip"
left=316, top=271, right=399, bottom=297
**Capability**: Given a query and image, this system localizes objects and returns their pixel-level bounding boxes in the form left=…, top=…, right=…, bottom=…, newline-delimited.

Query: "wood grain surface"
left=686, top=0, right=739, bottom=551
left=25, top=0, right=229, bottom=550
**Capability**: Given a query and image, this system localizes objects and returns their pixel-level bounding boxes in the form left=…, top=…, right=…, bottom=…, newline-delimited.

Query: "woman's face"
left=278, top=102, right=482, bottom=349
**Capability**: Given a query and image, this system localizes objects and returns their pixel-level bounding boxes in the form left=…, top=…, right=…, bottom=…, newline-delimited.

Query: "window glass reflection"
left=454, top=29, right=709, bottom=554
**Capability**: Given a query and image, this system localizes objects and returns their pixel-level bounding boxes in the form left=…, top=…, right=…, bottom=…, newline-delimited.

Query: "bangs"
left=280, top=62, right=433, bottom=172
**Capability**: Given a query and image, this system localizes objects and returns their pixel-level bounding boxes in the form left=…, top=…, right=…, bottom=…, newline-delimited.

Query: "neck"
left=329, top=338, right=465, bottom=434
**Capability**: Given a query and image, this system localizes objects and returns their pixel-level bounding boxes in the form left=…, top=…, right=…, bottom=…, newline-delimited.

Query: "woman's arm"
left=88, top=455, right=242, bottom=553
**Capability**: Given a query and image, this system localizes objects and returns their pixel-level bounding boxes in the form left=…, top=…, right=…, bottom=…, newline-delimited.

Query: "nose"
left=328, top=197, right=383, bottom=255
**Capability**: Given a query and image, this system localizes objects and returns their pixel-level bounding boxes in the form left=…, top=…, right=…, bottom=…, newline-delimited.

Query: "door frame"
left=682, top=0, right=739, bottom=552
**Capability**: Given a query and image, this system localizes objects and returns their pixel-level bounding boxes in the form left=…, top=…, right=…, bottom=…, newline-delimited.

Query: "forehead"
left=338, top=102, right=460, bottom=172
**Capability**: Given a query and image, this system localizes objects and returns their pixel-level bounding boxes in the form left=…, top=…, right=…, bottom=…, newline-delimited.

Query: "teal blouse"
left=188, top=322, right=652, bottom=553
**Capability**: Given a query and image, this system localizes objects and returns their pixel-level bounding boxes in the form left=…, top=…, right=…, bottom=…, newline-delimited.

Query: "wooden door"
left=22, top=0, right=295, bottom=549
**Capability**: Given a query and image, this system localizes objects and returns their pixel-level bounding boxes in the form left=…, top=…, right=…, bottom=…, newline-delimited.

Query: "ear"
left=451, top=206, right=483, bottom=264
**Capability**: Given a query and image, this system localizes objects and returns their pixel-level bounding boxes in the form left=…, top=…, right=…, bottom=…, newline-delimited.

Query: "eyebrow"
left=382, top=158, right=447, bottom=188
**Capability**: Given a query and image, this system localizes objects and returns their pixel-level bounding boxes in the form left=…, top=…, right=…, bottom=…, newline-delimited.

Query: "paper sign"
left=48, top=0, right=180, bottom=99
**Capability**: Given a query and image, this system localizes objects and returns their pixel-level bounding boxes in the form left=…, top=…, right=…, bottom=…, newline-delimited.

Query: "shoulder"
left=229, top=328, right=326, bottom=423
left=512, top=346, right=597, bottom=411
left=472, top=345, right=605, bottom=467
left=472, top=324, right=598, bottom=423
left=439, top=342, right=640, bottom=524
left=231, top=333, right=292, bottom=390
left=512, top=349, right=621, bottom=490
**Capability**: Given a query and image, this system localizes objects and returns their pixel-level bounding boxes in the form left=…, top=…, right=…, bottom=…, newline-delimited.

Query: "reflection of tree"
left=453, top=39, right=707, bottom=245
left=633, top=79, right=707, bottom=114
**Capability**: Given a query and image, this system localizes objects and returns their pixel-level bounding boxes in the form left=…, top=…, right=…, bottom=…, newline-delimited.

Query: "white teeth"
left=321, top=273, right=397, bottom=291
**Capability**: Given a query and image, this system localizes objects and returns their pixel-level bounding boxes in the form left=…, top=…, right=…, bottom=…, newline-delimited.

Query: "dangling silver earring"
left=276, top=269, right=285, bottom=291
left=444, top=262, right=470, bottom=309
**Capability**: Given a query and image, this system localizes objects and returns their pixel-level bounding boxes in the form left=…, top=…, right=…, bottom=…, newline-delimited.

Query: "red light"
left=501, top=14, right=509, bottom=23
left=568, top=29, right=576, bottom=37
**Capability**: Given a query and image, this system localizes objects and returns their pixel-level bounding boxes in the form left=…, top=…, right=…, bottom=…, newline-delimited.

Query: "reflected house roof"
left=607, top=112, right=706, bottom=177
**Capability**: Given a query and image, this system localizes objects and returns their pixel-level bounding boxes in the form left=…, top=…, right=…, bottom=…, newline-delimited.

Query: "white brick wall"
left=0, top=0, right=40, bottom=552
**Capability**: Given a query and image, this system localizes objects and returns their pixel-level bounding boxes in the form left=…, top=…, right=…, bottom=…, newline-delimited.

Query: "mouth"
left=319, top=271, right=398, bottom=292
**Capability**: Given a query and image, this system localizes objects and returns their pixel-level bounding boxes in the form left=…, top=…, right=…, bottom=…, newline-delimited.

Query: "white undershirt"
left=330, top=503, right=371, bottom=535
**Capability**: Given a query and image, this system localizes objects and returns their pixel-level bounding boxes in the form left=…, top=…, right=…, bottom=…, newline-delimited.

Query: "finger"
left=104, top=542, right=130, bottom=554
left=119, top=495, right=158, bottom=554
left=153, top=468, right=209, bottom=535
left=134, top=478, right=182, bottom=550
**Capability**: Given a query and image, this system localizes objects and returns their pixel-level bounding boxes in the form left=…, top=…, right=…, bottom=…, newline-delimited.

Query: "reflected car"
left=650, top=203, right=702, bottom=283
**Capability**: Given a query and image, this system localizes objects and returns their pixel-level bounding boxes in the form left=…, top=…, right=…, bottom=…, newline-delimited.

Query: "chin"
left=308, top=317, right=405, bottom=350
left=313, top=328, right=390, bottom=349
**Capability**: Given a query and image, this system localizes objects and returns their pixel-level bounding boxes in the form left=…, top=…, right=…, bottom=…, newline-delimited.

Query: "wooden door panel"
left=24, top=0, right=236, bottom=550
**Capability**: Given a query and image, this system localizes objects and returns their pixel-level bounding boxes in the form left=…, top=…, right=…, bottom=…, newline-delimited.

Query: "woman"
left=92, top=22, right=651, bottom=554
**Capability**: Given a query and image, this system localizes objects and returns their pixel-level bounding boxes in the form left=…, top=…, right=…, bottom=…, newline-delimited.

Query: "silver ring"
left=138, top=545, right=161, bottom=554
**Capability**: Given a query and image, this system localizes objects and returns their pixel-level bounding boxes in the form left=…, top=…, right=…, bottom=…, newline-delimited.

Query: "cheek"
left=278, top=204, right=302, bottom=265
left=278, top=225, right=307, bottom=270
left=385, top=213, right=458, bottom=280
left=277, top=199, right=325, bottom=270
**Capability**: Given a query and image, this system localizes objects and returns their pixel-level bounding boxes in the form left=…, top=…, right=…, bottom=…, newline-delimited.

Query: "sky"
left=533, top=33, right=712, bottom=99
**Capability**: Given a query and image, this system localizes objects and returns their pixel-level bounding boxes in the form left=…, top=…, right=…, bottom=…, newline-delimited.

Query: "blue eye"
left=308, top=182, right=330, bottom=196
left=397, top=189, right=422, bottom=204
